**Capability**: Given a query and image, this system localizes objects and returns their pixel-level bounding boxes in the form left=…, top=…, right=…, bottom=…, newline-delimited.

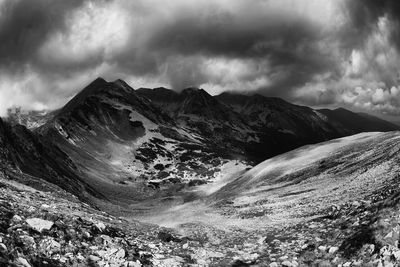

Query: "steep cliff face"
left=0, top=118, right=101, bottom=201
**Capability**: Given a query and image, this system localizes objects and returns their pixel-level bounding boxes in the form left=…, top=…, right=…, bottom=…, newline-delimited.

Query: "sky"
left=1, top=0, right=400, bottom=120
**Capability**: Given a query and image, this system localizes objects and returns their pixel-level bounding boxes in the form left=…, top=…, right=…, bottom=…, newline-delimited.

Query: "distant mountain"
left=318, top=108, right=400, bottom=134
left=215, top=92, right=343, bottom=159
left=137, top=87, right=245, bottom=125
left=136, top=87, right=252, bottom=152
left=137, top=87, right=400, bottom=163
left=6, top=107, right=54, bottom=129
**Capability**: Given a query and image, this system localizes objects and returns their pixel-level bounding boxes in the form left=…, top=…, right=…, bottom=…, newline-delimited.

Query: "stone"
left=318, top=261, right=332, bottom=267
left=83, top=231, right=91, bottom=238
left=89, top=255, right=101, bottom=262
left=76, top=253, right=85, bottom=262
left=158, top=231, right=180, bottom=242
left=393, top=250, right=400, bottom=260
left=0, top=243, right=6, bottom=252
left=318, top=245, right=327, bottom=252
left=115, top=248, right=126, bottom=259
left=367, top=244, right=375, bottom=254
left=38, top=238, right=61, bottom=255
left=18, top=235, right=36, bottom=251
left=12, top=215, right=22, bottom=222
left=282, top=260, right=292, bottom=267
left=16, top=257, right=32, bottom=267
left=127, top=261, right=142, bottom=267
left=269, top=263, right=278, bottom=267
left=328, top=246, right=339, bottom=254
left=26, top=218, right=53, bottom=233
left=41, top=204, right=50, bottom=209
left=95, top=222, right=106, bottom=232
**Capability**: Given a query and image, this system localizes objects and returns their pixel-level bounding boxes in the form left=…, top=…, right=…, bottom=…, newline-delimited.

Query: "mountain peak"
left=334, top=107, right=351, bottom=112
left=91, top=77, right=108, bottom=86
left=181, top=87, right=201, bottom=94
left=181, top=88, right=212, bottom=99
left=112, top=79, right=131, bottom=89
left=59, top=78, right=110, bottom=115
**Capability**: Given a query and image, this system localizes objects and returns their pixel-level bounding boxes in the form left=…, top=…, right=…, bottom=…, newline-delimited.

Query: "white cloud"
left=38, top=1, right=130, bottom=67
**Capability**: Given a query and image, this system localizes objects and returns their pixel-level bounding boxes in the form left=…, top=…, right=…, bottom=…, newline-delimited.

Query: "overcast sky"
left=1, top=0, right=400, bottom=119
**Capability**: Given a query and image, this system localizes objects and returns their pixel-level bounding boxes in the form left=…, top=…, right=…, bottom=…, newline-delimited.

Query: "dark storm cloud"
left=342, top=0, right=400, bottom=50
left=131, top=2, right=336, bottom=95
left=0, top=0, right=85, bottom=70
left=1, top=0, right=400, bottom=116
left=148, top=10, right=318, bottom=58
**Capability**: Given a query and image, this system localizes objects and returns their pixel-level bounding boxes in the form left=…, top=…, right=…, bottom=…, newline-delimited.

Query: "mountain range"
left=2, top=78, right=400, bottom=266
left=4, top=77, right=398, bottom=206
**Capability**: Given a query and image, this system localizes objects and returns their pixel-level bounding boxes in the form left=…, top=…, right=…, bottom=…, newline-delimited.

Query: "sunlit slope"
left=213, top=131, right=400, bottom=224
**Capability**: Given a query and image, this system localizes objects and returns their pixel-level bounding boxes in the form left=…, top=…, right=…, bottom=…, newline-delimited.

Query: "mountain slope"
left=0, top=118, right=101, bottom=201
left=318, top=107, right=400, bottom=134
left=39, top=79, right=236, bottom=207
left=140, top=89, right=340, bottom=162
left=215, top=92, right=341, bottom=160
left=136, top=87, right=253, bottom=153
left=217, top=92, right=400, bottom=160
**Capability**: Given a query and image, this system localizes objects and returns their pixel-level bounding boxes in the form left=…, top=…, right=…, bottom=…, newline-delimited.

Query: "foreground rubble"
left=3, top=176, right=398, bottom=267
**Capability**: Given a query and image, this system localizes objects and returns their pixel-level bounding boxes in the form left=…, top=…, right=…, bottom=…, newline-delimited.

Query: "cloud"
left=0, top=0, right=85, bottom=69
left=1, top=0, right=400, bottom=116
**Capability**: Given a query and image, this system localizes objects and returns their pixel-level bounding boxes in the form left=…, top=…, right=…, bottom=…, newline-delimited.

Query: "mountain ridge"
left=2, top=78, right=400, bottom=266
left=3, top=77, right=399, bottom=207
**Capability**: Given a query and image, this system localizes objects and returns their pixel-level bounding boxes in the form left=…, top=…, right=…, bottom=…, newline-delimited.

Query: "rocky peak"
left=112, top=79, right=135, bottom=92
left=58, top=77, right=110, bottom=116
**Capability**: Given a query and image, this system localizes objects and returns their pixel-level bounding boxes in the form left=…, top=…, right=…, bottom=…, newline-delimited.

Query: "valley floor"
left=3, top=132, right=400, bottom=266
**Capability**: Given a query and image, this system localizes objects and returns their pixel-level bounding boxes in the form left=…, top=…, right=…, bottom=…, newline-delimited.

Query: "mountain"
left=0, top=117, right=101, bottom=201
left=136, top=87, right=253, bottom=156
left=318, top=107, right=400, bottom=134
left=218, top=92, right=400, bottom=135
left=39, top=78, right=236, bottom=207
left=215, top=92, right=343, bottom=159
left=6, top=79, right=396, bottom=207
left=137, top=87, right=246, bottom=125
left=2, top=78, right=400, bottom=266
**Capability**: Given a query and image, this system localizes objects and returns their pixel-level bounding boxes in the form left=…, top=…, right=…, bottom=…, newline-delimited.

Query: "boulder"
left=26, top=218, right=54, bottom=233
